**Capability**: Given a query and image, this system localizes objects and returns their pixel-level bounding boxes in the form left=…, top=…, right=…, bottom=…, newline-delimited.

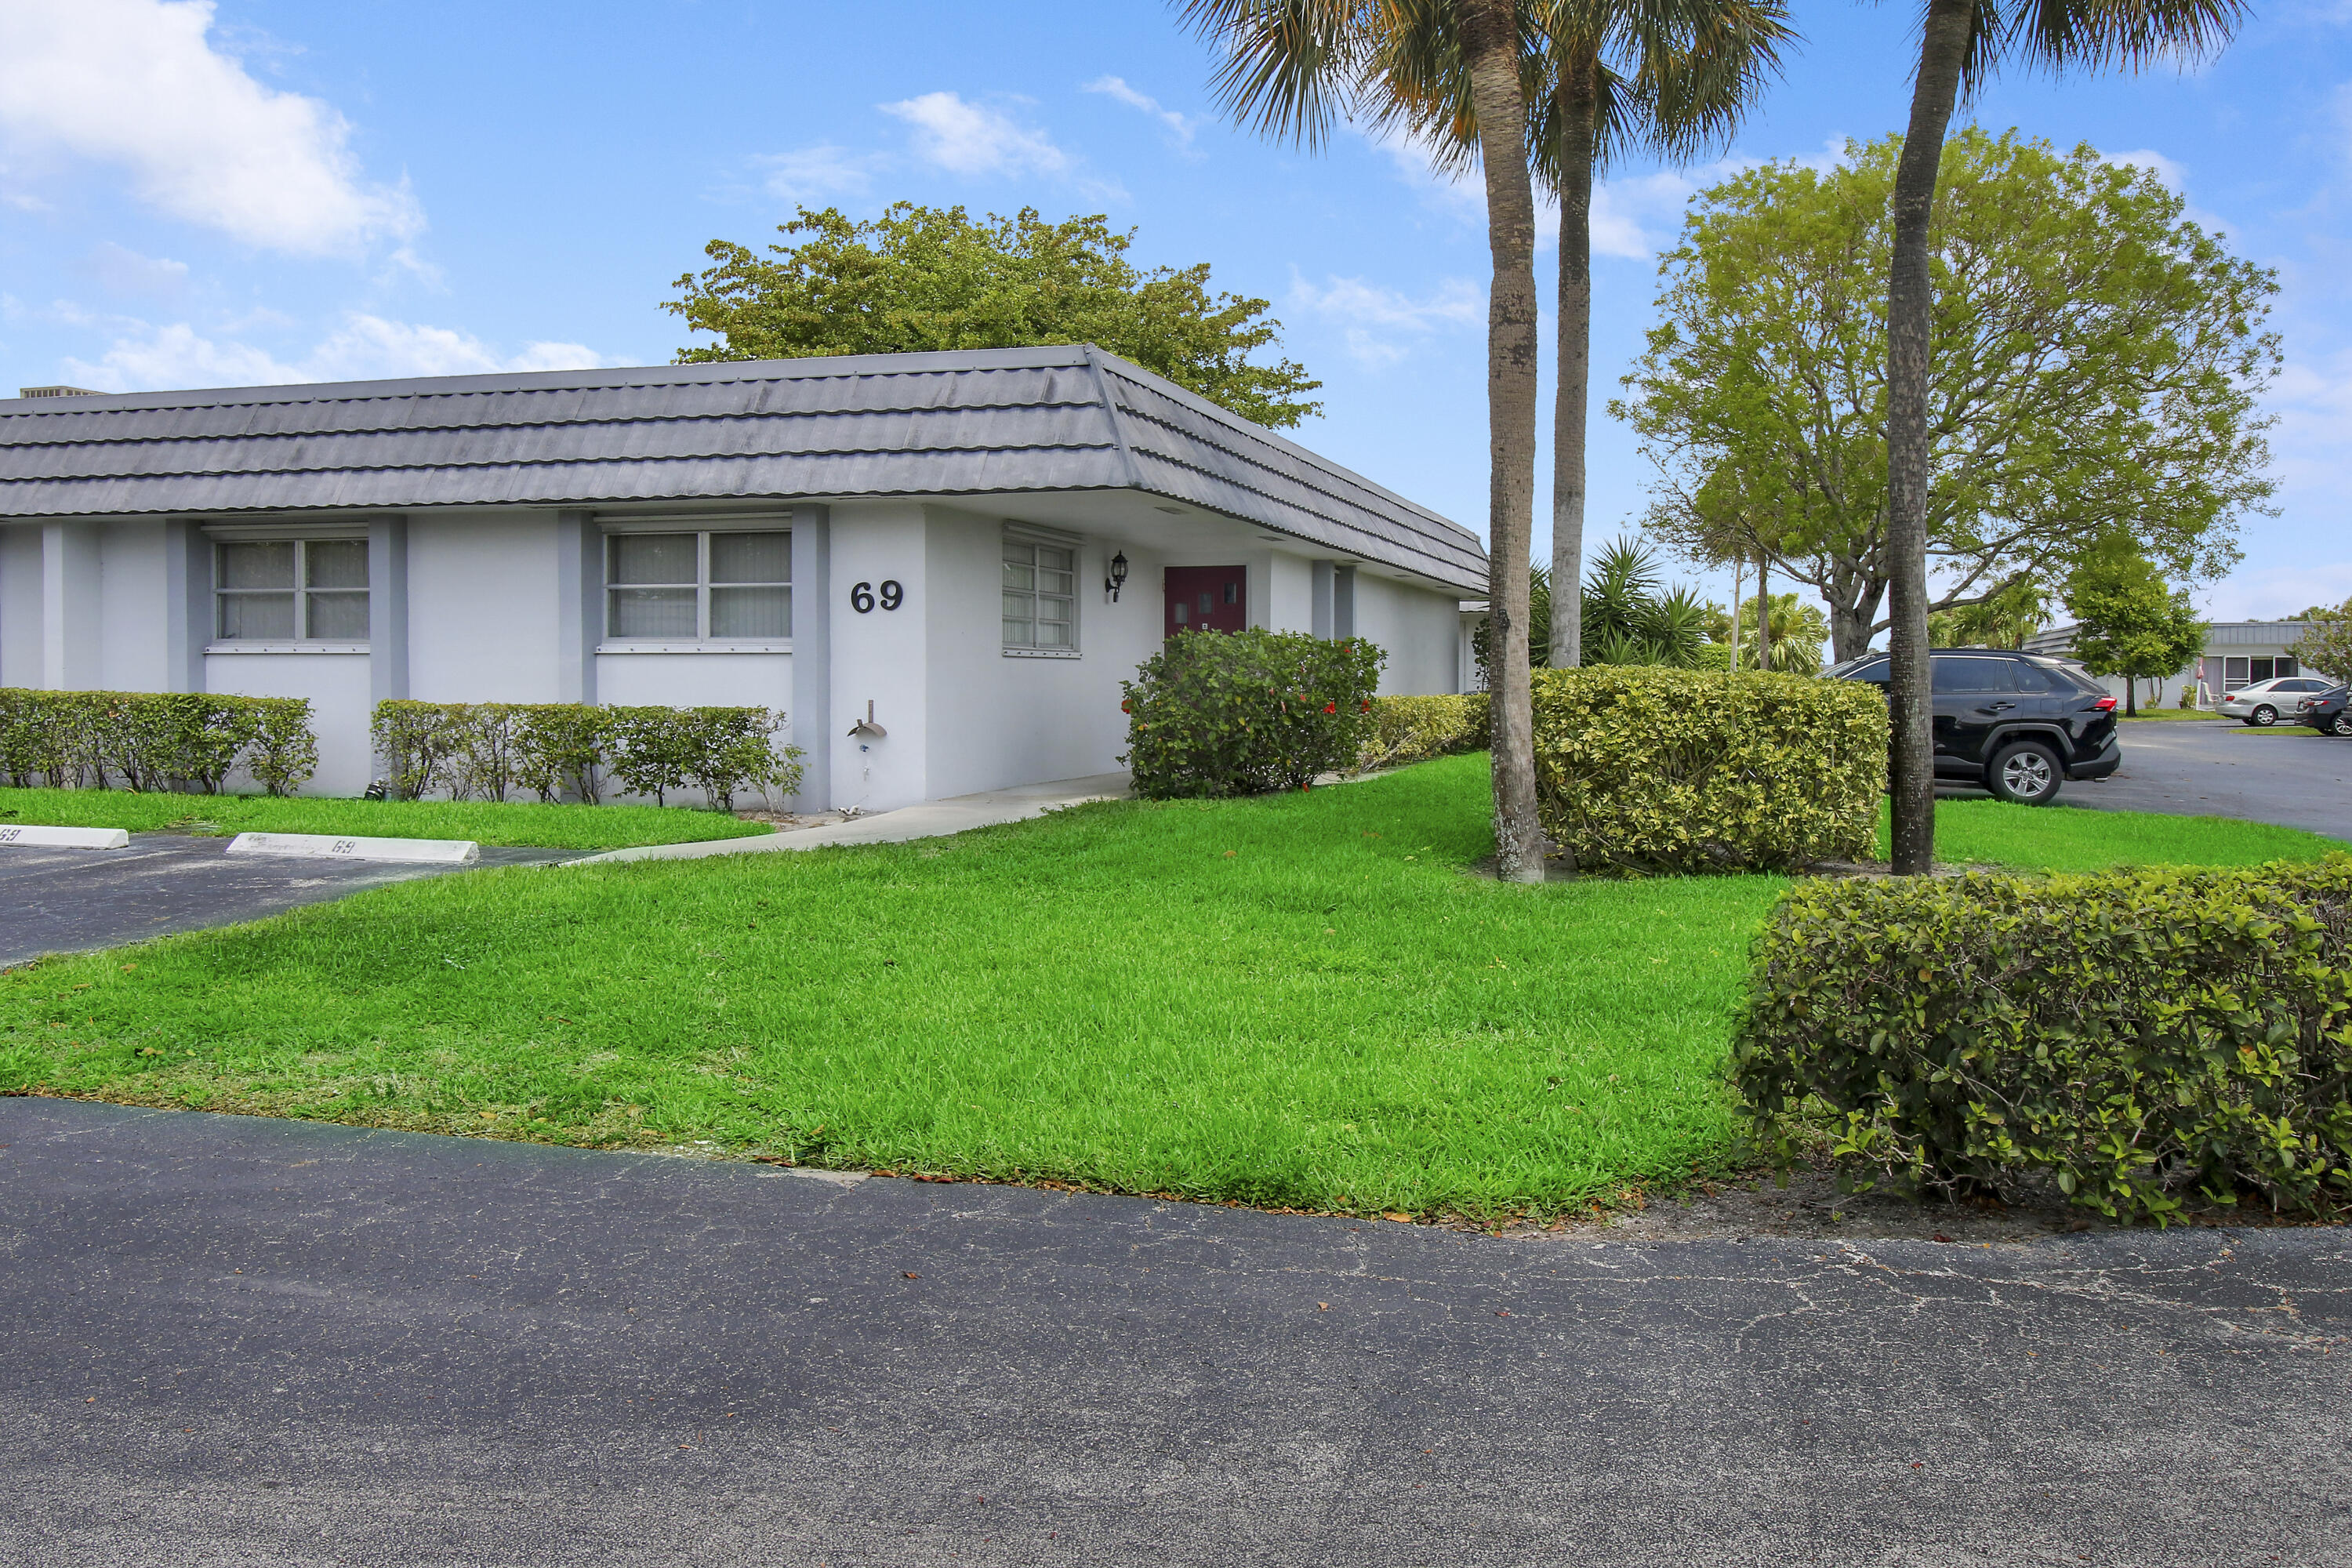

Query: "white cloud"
left=1287, top=270, right=1482, bottom=366
left=1083, top=76, right=1200, bottom=151
left=1357, top=123, right=1717, bottom=259
left=0, top=0, right=422, bottom=256
left=755, top=143, right=886, bottom=205
left=79, top=242, right=191, bottom=299
left=881, top=91, right=1073, bottom=178
left=60, top=312, right=612, bottom=391
left=2103, top=147, right=2187, bottom=192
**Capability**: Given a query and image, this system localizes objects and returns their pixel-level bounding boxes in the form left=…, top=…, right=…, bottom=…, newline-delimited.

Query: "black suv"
left=1828, top=648, right=2122, bottom=805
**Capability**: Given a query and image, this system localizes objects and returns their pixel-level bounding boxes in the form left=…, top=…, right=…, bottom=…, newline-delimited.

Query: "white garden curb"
left=223, top=832, right=480, bottom=865
left=0, top=824, right=131, bottom=850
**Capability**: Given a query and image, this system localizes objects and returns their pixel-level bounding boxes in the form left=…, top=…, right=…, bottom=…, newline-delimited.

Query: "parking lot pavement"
left=1947, top=718, right=2352, bottom=843
left=0, top=833, right=579, bottom=969
left=2, top=1098, right=2347, bottom=1567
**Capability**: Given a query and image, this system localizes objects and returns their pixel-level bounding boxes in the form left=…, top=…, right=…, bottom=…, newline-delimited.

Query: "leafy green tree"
left=1618, top=130, right=2277, bottom=670
left=2292, top=597, right=2352, bottom=684
left=1181, top=0, right=1548, bottom=880
left=666, top=203, right=1322, bottom=429
left=2063, top=546, right=2208, bottom=717
left=1929, top=576, right=2049, bottom=649
left=1726, top=590, right=1829, bottom=673
left=1877, top=0, right=2245, bottom=874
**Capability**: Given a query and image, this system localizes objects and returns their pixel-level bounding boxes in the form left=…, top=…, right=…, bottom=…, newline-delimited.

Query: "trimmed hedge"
left=0, top=688, right=317, bottom=796
left=1359, top=692, right=1490, bottom=771
left=1530, top=666, right=1886, bottom=873
left=370, top=700, right=804, bottom=809
left=1122, top=630, right=1384, bottom=798
left=1733, top=859, right=2352, bottom=1223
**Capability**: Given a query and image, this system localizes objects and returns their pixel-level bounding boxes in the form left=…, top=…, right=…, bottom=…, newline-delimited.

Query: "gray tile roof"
left=0, top=345, right=1486, bottom=593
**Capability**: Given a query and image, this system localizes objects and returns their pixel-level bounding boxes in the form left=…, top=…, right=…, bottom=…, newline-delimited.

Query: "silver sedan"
left=2218, top=677, right=2338, bottom=726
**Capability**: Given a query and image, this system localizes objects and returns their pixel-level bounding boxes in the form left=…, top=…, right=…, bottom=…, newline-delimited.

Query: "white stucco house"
left=2026, top=619, right=2320, bottom=710
left=0, top=346, right=1485, bottom=811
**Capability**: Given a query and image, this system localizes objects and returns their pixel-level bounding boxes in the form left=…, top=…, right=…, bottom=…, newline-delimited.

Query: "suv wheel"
left=1988, top=740, right=2063, bottom=806
left=2333, top=714, right=2352, bottom=738
left=2250, top=703, right=2279, bottom=727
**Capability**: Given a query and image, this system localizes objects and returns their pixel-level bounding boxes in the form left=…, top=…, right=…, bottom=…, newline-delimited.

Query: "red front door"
left=1164, top=565, right=1247, bottom=638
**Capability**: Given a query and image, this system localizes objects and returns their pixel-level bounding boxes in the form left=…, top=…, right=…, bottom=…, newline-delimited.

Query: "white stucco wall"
left=0, top=527, right=40, bottom=688
left=597, top=652, right=792, bottom=710
left=1352, top=572, right=1463, bottom=695
left=97, top=521, right=169, bottom=692
left=828, top=499, right=929, bottom=812
left=920, top=504, right=1163, bottom=800
left=408, top=510, right=563, bottom=702
left=204, top=652, right=373, bottom=795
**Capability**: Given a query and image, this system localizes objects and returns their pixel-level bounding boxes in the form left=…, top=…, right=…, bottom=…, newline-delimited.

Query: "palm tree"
left=1880, top=0, right=2245, bottom=874
left=1181, top=0, right=1549, bottom=880
left=1372, top=0, right=1793, bottom=672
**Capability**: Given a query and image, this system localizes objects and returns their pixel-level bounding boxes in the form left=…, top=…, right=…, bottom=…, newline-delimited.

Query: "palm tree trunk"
left=1885, top=0, right=1972, bottom=876
left=1463, top=0, right=1545, bottom=884
left=1548, top=65, right=1596, bottom=673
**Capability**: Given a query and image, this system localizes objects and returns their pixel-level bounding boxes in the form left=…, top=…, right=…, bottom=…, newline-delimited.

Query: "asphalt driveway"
left=0, top=834, right=578, bottom=970
left=2, top=1099, right=2346, bottom=1567
left=1960, top=718, right=2352, bottom=842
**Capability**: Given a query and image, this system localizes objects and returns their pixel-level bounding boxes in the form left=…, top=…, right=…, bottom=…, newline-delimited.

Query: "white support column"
left=40, top=521, right=100, bottom=690
left=554, top=509, right=599, bottom=705
left=163, top=519, right=209, bottom=692
left=789, top=503, right=832, bottom=810
left=368, top=515, right=409, bottom=706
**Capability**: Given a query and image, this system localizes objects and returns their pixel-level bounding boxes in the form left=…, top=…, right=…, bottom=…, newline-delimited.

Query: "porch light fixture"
left=1105, top=550, right=1129, bottom=602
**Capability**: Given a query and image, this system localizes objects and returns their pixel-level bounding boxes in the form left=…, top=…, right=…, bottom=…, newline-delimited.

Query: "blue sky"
left=2, top=0, right=2347, bottom=625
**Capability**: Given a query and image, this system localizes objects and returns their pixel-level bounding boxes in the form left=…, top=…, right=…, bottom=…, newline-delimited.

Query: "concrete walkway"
left=4, top=1098, right=2347, bottom=1567
left=566, top=771, right=1132, bottom=865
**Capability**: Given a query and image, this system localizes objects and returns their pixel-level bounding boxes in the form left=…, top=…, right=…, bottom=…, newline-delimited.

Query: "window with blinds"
left=1003, top=535, right=1076, bottom=653
left=607, top=529, right=791, bottom=641
left=215, top=539, right=368, bottom=641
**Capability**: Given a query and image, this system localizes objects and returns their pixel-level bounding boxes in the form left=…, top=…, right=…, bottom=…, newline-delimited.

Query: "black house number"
left=851, top=579, right=904, bottom=614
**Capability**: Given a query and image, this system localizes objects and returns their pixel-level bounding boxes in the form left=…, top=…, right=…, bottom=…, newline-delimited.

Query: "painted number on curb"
left=851, top=579, right=905, bottom=614
left=0, top=828, right=18, bottom=843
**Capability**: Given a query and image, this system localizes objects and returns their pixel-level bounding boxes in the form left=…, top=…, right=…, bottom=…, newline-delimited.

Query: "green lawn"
left=0, top=786, right=777, bottom=850
left=2118, top=709, right=2223, bottom=723
left=2, top=755, right=2338, bottom=1220
left=2226, top=726, right=2329, bottom=739
left=1889, top=795, right=2343, bottom=874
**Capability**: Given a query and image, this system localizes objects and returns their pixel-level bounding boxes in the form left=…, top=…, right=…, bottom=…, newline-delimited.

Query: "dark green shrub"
left=1530, top=666, right=1886, bottom=873
left=1122, top=630, right=1384, bottom=798
left=0, top=688, right=305, bottom=794
left=677, top=706, right=802, bottom=811
left=371, top=699, right=466, bottom=800
left=1733, top=858, right=2352, bottom=1223
left=601, top=706, right=693, bottom=806
left=1360, top=692, right=1489, bottom=770
left=372, top=700, right=797, bottom=808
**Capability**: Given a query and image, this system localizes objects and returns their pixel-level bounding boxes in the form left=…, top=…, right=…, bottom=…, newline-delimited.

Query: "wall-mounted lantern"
left=1105, top=550, right=1129, bottom=603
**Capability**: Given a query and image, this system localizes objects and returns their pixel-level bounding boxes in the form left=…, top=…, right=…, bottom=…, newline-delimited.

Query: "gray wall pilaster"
left=368, top=515, right=409, bottom=708
left=1312, top=559, right=1337, bottom=640
left=555, top=509, right=598, bottom=705
left=40, top=521, right=99, bottom=689
left=789, top=503, right=832, bottom=810
left=1334, top=564, right=1356, bottom=641
left=165, top=519, right=209, bottom=692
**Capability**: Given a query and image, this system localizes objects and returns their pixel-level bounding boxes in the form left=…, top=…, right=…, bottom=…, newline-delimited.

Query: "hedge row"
left=0, top=688, right=317, bottom=796
left=1530, top=666, right=1886, bottom=874
left=371, top=700, right=804, bottom=810
left=1359, top=692, right=1489, bottom=771
left=1121, top=630, right=1385, bottom=798
left=1734, top=858, right=2352, bottom=1224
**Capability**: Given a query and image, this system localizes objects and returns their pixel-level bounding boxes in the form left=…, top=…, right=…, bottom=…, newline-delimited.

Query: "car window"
left=1931, top=658, right=2013, bottom=694
left=2291, top=679, right=2328, bottom=691
left=1838, top=657, right=1889, bottom=684
left=2011, top=662, right=2067, bottom=693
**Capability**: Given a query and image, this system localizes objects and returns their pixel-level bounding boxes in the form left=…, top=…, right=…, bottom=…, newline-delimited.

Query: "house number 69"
left=851, top=579, right=904, bottom=614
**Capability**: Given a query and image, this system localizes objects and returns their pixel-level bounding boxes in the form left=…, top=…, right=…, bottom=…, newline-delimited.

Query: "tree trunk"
left=1549, top=64, right=1596, bottom=672
left=1757, top=552, right=1771, bottom=673
left=1731, top=558, right=1744, bottom=671
left=1464, top=0, right=1545, bottom=884
left=1885, top=0, right=1972, bottom=876
left=2125, top=677, right=2139, bottom=717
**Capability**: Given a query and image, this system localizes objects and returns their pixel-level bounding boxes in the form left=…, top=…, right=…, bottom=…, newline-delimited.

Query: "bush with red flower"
left=1120, top=628, right=1384, bottom=797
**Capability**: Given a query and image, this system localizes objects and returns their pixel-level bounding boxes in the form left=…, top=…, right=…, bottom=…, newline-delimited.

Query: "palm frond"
left=1176, top=0, right=1385, bottom=151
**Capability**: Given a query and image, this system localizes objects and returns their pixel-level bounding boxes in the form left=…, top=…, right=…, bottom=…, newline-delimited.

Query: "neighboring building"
left=2025, top=619, right=2315, bottom=709
left=0, top=346, right=1485, bottom=810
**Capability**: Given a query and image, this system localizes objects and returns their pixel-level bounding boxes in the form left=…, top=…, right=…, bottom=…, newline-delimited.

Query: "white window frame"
left=1002, top=524, right=1081, bottom=659
left=209, top=533, right=370, bottom=651
left=601, top=521, right=792, bottom=653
